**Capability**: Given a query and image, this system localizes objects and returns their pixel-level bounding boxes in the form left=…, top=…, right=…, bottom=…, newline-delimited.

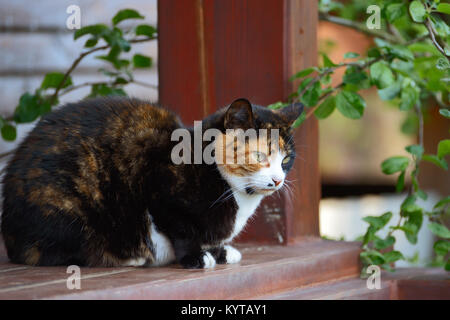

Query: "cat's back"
left=25, top=97, right=181, bottom=146
left=2, top=97, right=183, bottom=216
left=5, top=97, right=182, bottom=172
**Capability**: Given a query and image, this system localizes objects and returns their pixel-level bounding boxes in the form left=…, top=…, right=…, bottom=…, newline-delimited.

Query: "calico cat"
left=1, top=97, right=302, bottom=269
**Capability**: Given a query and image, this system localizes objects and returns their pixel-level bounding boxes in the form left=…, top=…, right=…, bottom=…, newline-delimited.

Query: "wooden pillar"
left=158, top=0, right=320, bottom=244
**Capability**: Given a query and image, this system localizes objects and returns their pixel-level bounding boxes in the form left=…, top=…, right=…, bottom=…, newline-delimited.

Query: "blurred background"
left=0, top=0, right=448, bottom=267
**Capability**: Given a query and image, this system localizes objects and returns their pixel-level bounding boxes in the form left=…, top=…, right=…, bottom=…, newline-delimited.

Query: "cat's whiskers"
left=210, top=181, right=254, bottom=207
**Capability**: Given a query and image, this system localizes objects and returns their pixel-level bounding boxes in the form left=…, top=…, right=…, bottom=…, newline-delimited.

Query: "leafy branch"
left=275, top=0, right=450, bottom=274
left=0, top=8, right=157, bottom=145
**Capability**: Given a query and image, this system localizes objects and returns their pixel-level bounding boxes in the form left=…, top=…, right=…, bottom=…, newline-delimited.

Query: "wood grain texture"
left=0, top=238, right=361, bottom=299
left=283, top=0, right=320, bottom=241
left=158, top=0, right=319, bottom=243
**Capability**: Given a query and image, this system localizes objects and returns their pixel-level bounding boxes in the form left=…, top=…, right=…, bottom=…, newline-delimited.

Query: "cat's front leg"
left=173, top=239, right=216, bottom=269
left=209, top=245, right=242, bottom=264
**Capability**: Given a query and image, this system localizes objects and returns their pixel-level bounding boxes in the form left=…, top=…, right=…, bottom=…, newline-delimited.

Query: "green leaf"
left=362, top=226, right=377, bottom=246
left=381, top=156, right=410, bottom=174
left=401, top=195, right=418, bottom=212
left=290, top=67, right=315, bottom=81
left=399, top=86, right=419, bottom=111
left=439, top=109, right=450, bottom=118
left=267, top=101, right=284, bottom=110
left=409, top=1, right=427, bottom=22
left=74, top=24, right=108, bottom=40
left=322, top=53, right=337, bottom=68
left=422, top=154, right=448, bottom=170
left=405, top=144, right=424, bottom=159
left=291, top=110, right=306, bottom=129
left=437, top=139, right=450, bottom=159
left=436, top=3, right=450, bottom=15
left=417, top=189, right=428, bottom=201
left=297, top=78, right=313, bottom=94
left=446, top=259, right=450, bottom=271
left=386, top=3, right=405, bottom=22
left=300, top=81, right=321, bottom=107
left=368, top=47, right=381, bottom=58
left=433, top=240, right=450, bottom=256
left=436, top=58, right=450, bottom=70
left=314, top=96, right=336, bottom=119
left=378, top=81, right=401, bottom=101
left=335, top=91, right=366, bottom=119
left=132, top=54, right=152, bottom=68
left=403, top=210, right=423, bottom=244
left=135, top=24, right=157, bottom=38
left=383, top=250, right=404, bottom=263
left=396, top=171, right=406, bottom=193
left=84, top=37, right=98, bottom=48
left=41, top=72, right=72, bottom=90
left=428, top=222, right=450, bottom=239
left=1, top=123, right=17, bottom=141
left=389, top=45, right=414, bottom=61
left=370, top=61, right=395, bottom=89
left=343, top=70, right=368, bottom=85
left=360, top=250, right=386, bottom=265
left=88, top=84, right=127, bottom=98
left=112, top=9, right=144, bottom=26
left=374, top=236, right=395, bottom=250
left=14, top=92, right=40, bottom=123
left=343, top=52, right=360, bottom=59
left=434, top=196, right=450, bottom=209
left=401, top=112, right=419, bottom=135
left=363, top=212, right=393, bottom=230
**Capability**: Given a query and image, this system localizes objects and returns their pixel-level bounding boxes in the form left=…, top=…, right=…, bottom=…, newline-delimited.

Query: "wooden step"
left=255, top=267, right=450, bottom=300
left=0, top=239, right=361, bottom=299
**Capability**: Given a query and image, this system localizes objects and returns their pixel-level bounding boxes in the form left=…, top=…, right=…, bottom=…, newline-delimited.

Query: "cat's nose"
left=272, top=178, right=282, bottom=186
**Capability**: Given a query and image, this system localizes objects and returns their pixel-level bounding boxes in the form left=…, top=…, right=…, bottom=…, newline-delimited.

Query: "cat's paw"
left=180, top=251, right=216, bottom=269
left=223, top=245, right=242, bottom=264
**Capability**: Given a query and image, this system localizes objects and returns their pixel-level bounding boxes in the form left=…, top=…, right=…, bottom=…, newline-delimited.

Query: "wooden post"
left=158, top=0, right=320, bottom=244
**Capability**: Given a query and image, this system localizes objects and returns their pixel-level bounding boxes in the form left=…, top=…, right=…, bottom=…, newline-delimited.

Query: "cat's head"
left=215, top=98, right=303, bottom=196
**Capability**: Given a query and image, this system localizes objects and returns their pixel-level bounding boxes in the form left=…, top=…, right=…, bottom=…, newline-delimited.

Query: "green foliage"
left=112, top=9, right=144, bottom=26
left=2, top=9, right=156, bottom=140
left=281, top=0, right=450, bottom=274
left=409, top=1, right=427, bottom=23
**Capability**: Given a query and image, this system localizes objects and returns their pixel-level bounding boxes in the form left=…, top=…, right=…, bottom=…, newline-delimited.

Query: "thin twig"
left=59, top=81, right=112, bottom=96
left=0, top=150, right=15, bottom=160
left=319, top=12, right=399, bottom=43
left=424, top=18, right=450, bottom=62
left=131, top=80, right=158, bottom=90
left=50, top=37, right=155, bottom=105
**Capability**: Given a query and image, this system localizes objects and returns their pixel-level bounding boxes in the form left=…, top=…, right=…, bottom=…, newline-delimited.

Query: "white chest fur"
left=224, top=191, right=264, bottom=243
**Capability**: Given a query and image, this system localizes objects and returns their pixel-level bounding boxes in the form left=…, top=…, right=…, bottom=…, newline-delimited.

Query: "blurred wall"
left=0, top=0, right=159, bottom=155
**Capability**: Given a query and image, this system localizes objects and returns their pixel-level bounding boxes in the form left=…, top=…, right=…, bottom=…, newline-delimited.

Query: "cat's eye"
left=252, top=152, right=267, bottom=163
left=282, top=156, right=291, bottom=164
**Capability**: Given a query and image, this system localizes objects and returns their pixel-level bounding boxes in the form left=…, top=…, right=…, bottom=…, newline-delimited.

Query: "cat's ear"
left=276, top=102, right=304, bottom=127
left=224, top=98, right=255, bottom=130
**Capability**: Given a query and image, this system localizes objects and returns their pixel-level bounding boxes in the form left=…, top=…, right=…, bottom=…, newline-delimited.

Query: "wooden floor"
left=0, top=238, right=362, bottom=299
left=1, top=238, right=448, bottom=300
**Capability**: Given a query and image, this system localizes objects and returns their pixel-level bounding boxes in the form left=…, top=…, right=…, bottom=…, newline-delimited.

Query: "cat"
left=1, top=97, right=302, bottom=269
